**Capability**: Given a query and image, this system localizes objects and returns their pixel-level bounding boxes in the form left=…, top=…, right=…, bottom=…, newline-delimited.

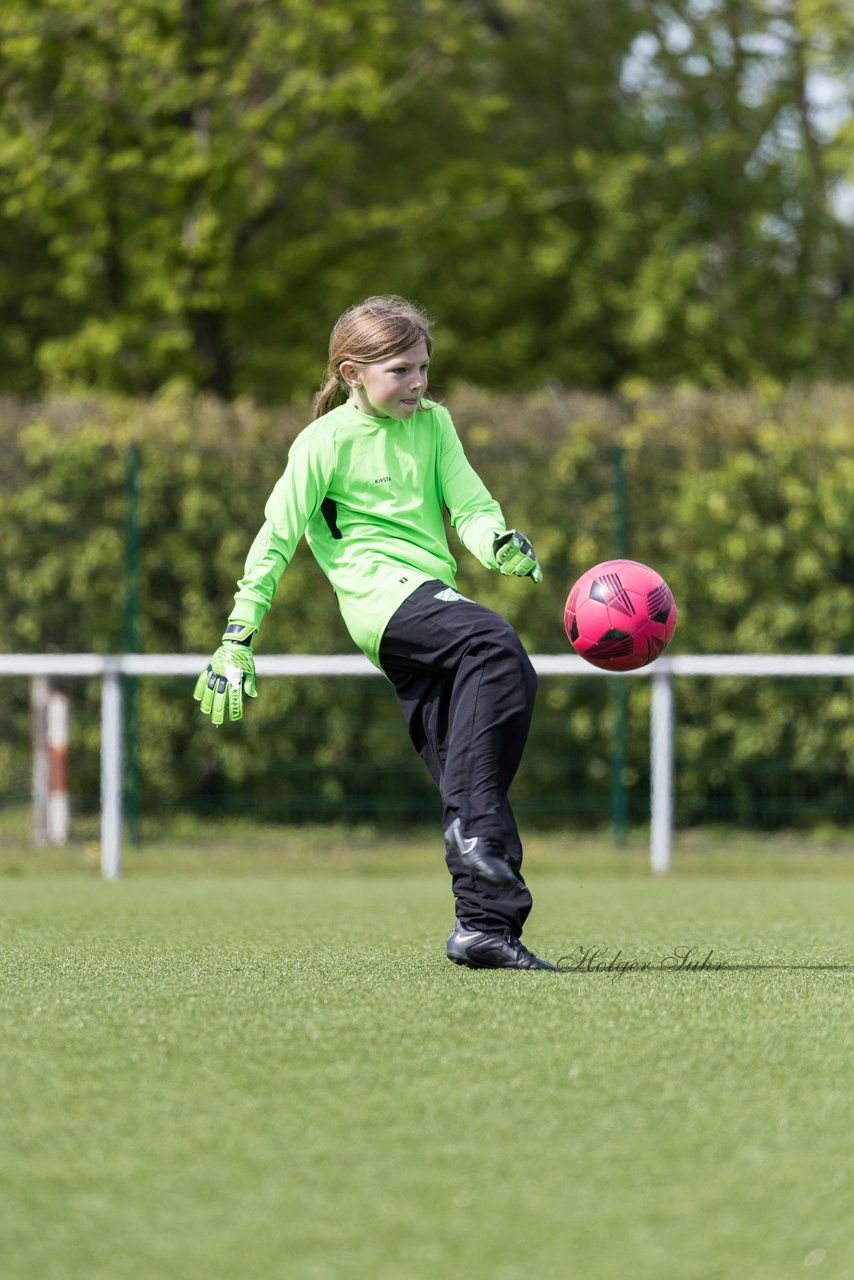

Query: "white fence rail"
left=2, top=653, right=853, bottom=879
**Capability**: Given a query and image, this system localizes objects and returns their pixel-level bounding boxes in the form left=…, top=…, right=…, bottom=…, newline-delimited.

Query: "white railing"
left=1, top=653, right=852, bottom=878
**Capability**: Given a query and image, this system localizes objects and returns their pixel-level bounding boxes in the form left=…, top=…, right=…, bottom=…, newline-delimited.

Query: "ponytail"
left=313, top=374, right=343, bottom=420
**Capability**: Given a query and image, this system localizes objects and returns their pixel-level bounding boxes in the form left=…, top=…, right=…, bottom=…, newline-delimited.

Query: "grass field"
left=1, top=844, right=852, bottom=1279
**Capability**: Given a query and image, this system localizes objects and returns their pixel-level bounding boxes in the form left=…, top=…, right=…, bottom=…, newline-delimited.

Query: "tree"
left=0, top=0, right=497, bottom=396
left=597, top=0, right=854, bottom=382
left=0, top=0, right=852, bottom=397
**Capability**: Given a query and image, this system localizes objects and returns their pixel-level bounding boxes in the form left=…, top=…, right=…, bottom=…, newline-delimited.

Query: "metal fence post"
left=100, top=662, right=123, bottom=879
left=31, top=676, right=50, bottom=846
left=124, top=441, right=142, bottom=843
left=650, top=665, right=674, bottom=873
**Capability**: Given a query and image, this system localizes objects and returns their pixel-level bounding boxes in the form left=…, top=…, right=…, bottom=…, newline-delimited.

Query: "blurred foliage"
left=1, top=0, right=853, bottom=397
left=0, top=385, right=852, bottom=829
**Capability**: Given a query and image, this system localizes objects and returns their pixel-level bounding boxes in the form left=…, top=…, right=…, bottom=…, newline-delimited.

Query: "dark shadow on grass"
left=554, top=954, right=854, bottom=975
left=681, top=962, right=854, bottom=973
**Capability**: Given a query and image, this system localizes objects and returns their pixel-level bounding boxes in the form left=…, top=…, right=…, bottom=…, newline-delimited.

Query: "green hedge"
left=1, top=386, right=852, bottom=830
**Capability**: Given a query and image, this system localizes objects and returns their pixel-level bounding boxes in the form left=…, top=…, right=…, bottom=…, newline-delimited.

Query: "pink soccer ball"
left=564, top=559, right=678, bottom=672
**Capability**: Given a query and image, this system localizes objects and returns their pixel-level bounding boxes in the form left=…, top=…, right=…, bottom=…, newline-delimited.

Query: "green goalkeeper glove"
left=194, top=623, right=258, bottom=725
left=494, top=529, right=543, bottom=583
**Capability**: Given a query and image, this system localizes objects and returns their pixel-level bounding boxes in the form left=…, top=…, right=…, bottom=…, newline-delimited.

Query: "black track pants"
left=379, top=580, right=538, bottom=936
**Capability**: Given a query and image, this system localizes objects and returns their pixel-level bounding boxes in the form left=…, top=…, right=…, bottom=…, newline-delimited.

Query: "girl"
left=195, top=296, right=554, bottom=970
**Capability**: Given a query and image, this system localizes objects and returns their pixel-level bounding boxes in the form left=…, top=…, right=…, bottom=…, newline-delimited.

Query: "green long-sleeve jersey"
left=228, top=399, right=506, bottom=668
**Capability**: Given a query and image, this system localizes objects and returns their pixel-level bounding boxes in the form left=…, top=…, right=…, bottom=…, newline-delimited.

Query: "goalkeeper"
left=195, top=296, right=554, bottom=971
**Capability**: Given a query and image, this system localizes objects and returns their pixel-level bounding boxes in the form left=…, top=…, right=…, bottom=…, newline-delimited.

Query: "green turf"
left=1, top=872, right=851, bottom=1280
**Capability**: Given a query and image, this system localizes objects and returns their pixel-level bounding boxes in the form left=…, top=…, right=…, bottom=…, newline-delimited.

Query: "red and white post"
left=31, top=678, right=70, bottom=845
left=46, top=688, right=70, bottom=844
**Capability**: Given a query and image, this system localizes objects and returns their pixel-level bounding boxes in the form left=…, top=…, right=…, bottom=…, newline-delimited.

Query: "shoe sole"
left=447, top=950, right=555, bottom=971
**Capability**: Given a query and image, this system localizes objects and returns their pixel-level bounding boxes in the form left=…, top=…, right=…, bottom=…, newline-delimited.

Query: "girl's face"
left=341, top=339, right=430, bottom=420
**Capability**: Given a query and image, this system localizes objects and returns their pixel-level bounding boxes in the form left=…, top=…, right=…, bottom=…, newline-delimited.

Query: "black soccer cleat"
left=446, top=921, right=556, bottom=971
left=443, top=817, right=518, bottom=885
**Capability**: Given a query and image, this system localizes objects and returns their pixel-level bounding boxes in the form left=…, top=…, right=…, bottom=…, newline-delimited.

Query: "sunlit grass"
left=1, top=871, right=852, bottom=1279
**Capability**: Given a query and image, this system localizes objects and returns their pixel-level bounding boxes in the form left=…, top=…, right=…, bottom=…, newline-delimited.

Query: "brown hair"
left=313, top=295, right=433, bottom=419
